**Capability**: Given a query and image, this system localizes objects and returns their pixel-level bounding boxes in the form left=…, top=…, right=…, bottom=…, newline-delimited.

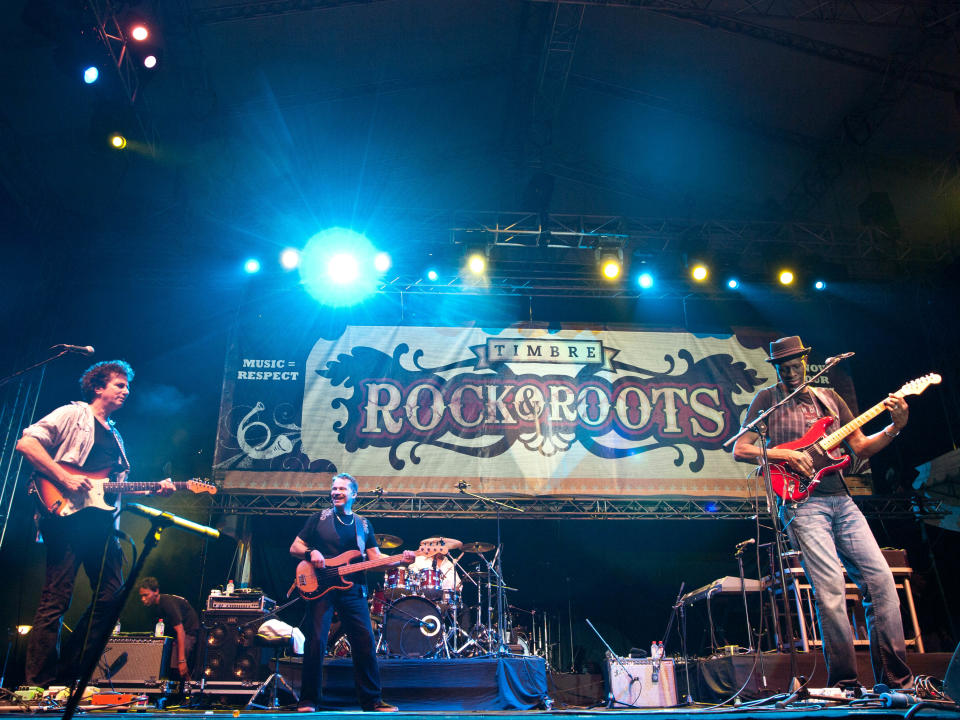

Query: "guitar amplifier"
left=604, top=655, right=678, bottom=707
left=200, top=610, right=269, bottom=683
left=91, top=634, right=170, bottom=685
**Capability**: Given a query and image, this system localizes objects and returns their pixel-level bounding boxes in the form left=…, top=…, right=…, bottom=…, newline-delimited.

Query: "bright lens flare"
left=601, top=260, right=621, bottom=279
left=779, top=270, right=795, bottom=285
left=467, top=253, right=486, bottom=275
left=374, top=252, right=391, bottom=273
left=328, top=253, right=359, bottom=284
left=280, top=248, right=300, bottom=270
left=691, top=265, right=708, bottom=282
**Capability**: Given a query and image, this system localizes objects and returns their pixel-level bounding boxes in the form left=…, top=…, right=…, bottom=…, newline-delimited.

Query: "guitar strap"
left=354, top=514, right=368, bottom=598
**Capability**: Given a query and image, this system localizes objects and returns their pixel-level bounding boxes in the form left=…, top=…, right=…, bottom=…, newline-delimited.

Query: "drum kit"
left=328, top=534, right=535, bottom=659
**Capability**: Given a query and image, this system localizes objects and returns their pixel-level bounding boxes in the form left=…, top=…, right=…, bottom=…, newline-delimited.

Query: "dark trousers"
left=300, top=586, right=381, bottom=708
left=25, top=511, right=124, bottom=687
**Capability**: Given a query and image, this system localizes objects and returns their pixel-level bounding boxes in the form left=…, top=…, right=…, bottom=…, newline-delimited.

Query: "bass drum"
left=383, top=596, right=445, bottom=658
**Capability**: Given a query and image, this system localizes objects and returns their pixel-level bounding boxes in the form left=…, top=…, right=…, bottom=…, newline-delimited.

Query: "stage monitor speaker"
left=91, top=634, right=170, bottom=685
left=201, top=610, right=269, bottom=683
left=944, top=642, right=960, bottom=703
left=604, top=656, right=678, bottom=708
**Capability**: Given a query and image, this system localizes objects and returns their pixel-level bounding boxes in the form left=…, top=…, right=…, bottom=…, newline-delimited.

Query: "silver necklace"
left=335, top=512, right=355, bottom=527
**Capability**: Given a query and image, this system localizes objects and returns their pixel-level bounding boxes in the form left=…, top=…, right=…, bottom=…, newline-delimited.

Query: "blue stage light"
left=704, top=501, right=719, bottom=513
left=299, top=228, right=378, bottom=306
left=814, top=280, right=827, bottom=291
left=727, top=278, right=740, bottom=290
left=426, top=269, right=439, bottom=282
left=83, top=66, right=99, bottom=84
left=243, top=258, right=261, bottom=274
left=374, top=252, right=391, bottom=273
left=280, top=248, right=300, bottom=270
left=638, top=272, right=654, bottom=289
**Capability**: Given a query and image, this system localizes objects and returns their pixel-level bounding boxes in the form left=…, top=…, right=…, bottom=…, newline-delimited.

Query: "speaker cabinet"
left=200, top=610, right=268, bottom=682
left=92, top=634, right=170, bottom=685
left=604, top=656, right=678, bottom=708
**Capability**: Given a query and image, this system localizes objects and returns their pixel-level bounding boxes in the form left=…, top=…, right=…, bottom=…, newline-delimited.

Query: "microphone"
left=825, top=352, right=855, bottom=364
left=126, top=503, right=220, bottom=538
left=735, top=538, right=756, bottom=550
left=52, top=344, right=95, bottom=355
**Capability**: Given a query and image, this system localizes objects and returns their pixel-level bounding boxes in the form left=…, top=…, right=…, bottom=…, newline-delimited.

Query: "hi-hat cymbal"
left=419, top=537, right=463, bottom=551
left=375, top=533, right=403, bottom=549
left=461, top=541, right=495, bottom=554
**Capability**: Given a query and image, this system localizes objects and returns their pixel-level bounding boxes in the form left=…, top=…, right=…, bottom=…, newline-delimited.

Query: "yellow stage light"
left=467, top=253, right=486, bottom=275
left=110, top=134, right=127, bottom=149
left=779, top=269, right=795, bottom=285
left=691, top=265, right=709, bottom=282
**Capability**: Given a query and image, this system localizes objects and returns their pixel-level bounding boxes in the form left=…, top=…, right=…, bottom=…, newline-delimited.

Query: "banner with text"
left=214, top=326, right=854, bottom=497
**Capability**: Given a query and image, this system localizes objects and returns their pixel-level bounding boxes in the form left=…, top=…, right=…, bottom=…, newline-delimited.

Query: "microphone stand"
left=455, top=481, right=522, bottom=656
left=724, top=357, right=840, bottom=695
left=60, top=509, right=219, bottom=720
left=735, top=542, right=754, bottom=652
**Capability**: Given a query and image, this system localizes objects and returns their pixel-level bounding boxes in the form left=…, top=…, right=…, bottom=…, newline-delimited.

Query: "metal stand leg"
left=247, top=650, right=299, bottom=709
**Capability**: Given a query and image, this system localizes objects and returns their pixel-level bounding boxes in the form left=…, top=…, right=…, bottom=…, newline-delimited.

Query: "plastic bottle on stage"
left=226, top=579, right=234, bottom=595
left=113, top=622, right=121, bottom=636
left=155, top=618, right=165, bottom=637
left=651, top=641, right=657, bottom=659
left=656, top=641, right=664, bottom=659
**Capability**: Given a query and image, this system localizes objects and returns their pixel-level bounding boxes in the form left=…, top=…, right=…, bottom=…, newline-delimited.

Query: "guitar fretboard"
left=817, top=394, right=902, bottom=451
left=338, top=551, right=427, bottom=576
left=101, top=482, right=198, bottom=492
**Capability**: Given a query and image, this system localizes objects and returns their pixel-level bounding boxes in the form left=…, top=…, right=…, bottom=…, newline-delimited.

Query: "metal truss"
left=208, top=491, right=943, bottom=520
left=534, top=0, right=960, bottom=31
left=191, top=0, right=392, bottom=24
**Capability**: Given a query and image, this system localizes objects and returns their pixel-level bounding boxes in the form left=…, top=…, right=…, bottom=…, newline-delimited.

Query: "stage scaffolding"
left=204, top=491, right=943, bottom=521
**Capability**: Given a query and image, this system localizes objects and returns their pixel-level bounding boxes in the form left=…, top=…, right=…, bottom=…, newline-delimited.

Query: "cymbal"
left=419, top=537, right=463, bottom=551
left=461, top=541, right=495, bottom=554
left=375, top=533, right=403, bottom=549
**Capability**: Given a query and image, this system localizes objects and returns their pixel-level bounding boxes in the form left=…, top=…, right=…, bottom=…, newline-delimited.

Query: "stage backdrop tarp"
left=214, top=325, right=856, bottom=498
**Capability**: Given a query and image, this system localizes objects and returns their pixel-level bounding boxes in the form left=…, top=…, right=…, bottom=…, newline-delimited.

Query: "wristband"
left=304, top=549, right=313, bottom=561
left=883, top=426, right=900, bottom=439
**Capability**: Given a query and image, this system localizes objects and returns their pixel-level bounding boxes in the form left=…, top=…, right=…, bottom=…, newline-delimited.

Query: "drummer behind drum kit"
left=333, top=534, right=536, bottom=659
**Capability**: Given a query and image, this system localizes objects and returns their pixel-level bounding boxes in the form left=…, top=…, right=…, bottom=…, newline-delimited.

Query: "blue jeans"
left=781, top=494, right=912, bottom=688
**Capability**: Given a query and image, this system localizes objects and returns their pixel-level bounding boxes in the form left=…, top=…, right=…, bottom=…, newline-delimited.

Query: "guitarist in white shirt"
left=733, top=336, right=912, bottom=690
left=15, top=360, right=174, bottom=688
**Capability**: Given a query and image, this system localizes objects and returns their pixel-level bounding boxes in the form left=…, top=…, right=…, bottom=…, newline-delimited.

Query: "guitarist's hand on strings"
left=57, top=469, right=92, bottom=494
left=402, top=550, right=416, bottom=563
left=779, top=449, right=814, bottom=477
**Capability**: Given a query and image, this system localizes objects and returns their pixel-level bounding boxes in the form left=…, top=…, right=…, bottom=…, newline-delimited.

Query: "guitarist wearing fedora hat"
left=733, top=336, right=913, bottom=690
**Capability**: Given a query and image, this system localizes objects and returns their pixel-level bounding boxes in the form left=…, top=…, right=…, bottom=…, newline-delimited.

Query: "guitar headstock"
left=186, top=479, right=217, bottom=495
left=417, top=537, right=463, bottom=556
left=897, top=373, right=942, bottom=398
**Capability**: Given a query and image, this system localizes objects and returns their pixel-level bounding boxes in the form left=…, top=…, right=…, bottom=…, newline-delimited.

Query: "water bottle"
left=650, top=641, right=657, bottom=659
left=113, top=621, right=121, bottom=636
left=226, top=579, right=234, bottom=595
left=155, top=618, right=165, bottom=637
left=656, top=641, right=664, bottom=659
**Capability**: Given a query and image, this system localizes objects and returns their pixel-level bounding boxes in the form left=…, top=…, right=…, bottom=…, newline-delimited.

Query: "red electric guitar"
left=32, top=461, right=216, bottom=517
left=767, top=373, right=941, bottom=502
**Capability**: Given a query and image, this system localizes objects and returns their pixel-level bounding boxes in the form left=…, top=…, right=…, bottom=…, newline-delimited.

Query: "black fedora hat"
left=767, top=336, right=811, bottom=364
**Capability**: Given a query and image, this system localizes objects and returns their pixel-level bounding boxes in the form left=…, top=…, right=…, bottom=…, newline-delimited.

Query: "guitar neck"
left=819, top=394, right=899, bottom=451
left=101, top=481, right=194, bottom=492
left=339, top=551, right=422, bottom=576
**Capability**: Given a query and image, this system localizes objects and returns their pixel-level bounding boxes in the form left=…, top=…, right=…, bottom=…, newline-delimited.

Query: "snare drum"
left=384, top=567, right=416, bottom=599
